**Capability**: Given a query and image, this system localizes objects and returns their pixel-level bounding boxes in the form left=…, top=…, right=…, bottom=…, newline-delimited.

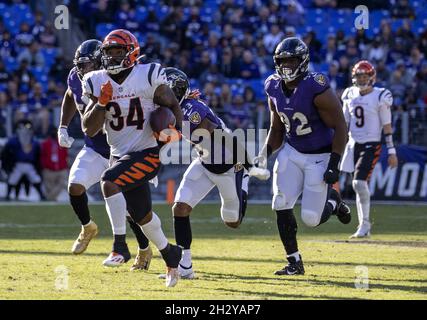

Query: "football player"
left=340, top=60, right=398, bottom=238
left=159, top=67, right=270, bottom=280
left=255, top=37, right=351, bottom=275
left=59, top=39, right=153, bottom=271
left=82, top=29, right=183, bottom=287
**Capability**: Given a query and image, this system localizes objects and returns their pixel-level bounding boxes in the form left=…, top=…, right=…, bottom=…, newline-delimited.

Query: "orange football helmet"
left=352, top=60, right=376, bottom=90
left=101, top=29, right=140, bottom=74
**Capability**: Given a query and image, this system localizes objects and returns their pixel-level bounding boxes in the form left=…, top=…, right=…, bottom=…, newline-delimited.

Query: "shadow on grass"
left=1, top=249, right=425, bottom=272
left=197, top=271, right=427, bottom=295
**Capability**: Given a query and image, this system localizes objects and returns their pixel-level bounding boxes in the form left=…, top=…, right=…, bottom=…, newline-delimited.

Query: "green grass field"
left=0, top=203, right=426, bottom=300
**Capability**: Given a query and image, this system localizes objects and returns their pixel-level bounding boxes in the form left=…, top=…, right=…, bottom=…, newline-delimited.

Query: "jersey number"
left=106, top=98, right=144, bottom=131
left=279, top=112, right=312, bottom=136
left=354, top=106, right=364, bottom=128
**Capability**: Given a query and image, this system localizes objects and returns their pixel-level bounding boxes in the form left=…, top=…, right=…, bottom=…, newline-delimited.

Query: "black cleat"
left=275, top=256, right=305, bottom=276
left=161, top=244, right=183, bottom=268
left=329, top=188, right=351, bottom=224
left=336, top=201, right=351, bottom=224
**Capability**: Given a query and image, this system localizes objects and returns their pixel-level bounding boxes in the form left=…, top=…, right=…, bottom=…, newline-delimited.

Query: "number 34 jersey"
left=265, top=72, right=333, bottom=154
left=341, top=86, right=393, bottom=144
left=82, top=63, right=167, bottom=158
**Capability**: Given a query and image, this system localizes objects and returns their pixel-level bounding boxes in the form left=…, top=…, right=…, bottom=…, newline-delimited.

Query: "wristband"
left=387, top=147, right=396, bottom=155
left=385, top=134, right=394, bottom=149
left=59, top=125, right=68, bottom=129
left=328, top=152, right=341, bottom=170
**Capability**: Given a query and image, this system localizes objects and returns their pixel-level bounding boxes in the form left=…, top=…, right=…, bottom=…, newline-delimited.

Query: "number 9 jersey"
left=341, top=86, right=393, bottom=144
left=82, top=63, right=167, bottom=158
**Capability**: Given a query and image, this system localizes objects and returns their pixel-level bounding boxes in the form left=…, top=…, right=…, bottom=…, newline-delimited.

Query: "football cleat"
left=165, top=267, right=180, bottom=288
left=329, top=189, right=351, bottom=224
left=71, top=221, right=98, bottom=254
left=350, top=224, right=371, bottom=239
left=102, top=251, right=131, bottom=267
left=159, top=264, right=196, bottom=280
left=275, top=255, right=305, bottom=276
left=130, top=246, right=153, bottom=271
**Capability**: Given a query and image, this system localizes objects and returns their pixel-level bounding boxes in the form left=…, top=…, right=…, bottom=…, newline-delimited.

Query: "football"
left=149, top=106, right=176, bottom=135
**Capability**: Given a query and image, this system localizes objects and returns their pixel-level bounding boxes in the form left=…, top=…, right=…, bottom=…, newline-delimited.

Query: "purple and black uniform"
left=265, top=72, right=334, bottom=154
left=181, top=98, right=242, bottom=174
left=67, top=67, right=110, bottom=159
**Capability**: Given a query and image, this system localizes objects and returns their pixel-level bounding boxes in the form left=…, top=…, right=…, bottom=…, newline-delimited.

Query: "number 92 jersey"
left=265, top=72, right=334, bottom=154
left=82, top=63, right=167, bottom=158
left=341, top=86, right=393, bottom=143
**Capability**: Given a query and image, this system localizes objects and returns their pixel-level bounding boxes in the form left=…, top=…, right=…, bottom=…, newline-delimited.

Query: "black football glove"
left=323, top=152, right=341, bottom=184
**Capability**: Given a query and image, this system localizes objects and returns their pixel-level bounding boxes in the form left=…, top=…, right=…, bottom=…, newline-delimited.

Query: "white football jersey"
left=82, top=63, right=167, bottom=157
left=341, top=86, right=393, bottom=143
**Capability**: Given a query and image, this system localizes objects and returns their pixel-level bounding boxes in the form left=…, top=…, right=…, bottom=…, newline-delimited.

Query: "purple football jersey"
left=67, top=67, right=110, bottom=159
left=181, top=98, right=224, bottom=135
left=265, top=72, right=334, bottom=153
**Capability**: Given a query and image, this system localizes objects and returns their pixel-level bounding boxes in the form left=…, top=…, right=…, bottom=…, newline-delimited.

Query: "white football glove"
left=149, top=176, right=158, bottom=188
left=248, top=166, right=270, bottom=180
left=58, top=127, right=74, bottom=148
left=252, top=155, right=267, bottom=169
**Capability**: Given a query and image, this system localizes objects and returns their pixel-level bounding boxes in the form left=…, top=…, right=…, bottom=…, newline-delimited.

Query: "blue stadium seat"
left=96, top=23, right=117, bottom=38
left=40, top=48, right=58, bottom=69
left=4, top=56, right=18, bottom=72
left=135, top=6, right=148, bottom=22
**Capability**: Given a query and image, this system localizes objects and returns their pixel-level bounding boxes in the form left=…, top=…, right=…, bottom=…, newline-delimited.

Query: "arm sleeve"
left=378, top=89, right=393, bottom=126
left=146, top=63, right=168, bottom=99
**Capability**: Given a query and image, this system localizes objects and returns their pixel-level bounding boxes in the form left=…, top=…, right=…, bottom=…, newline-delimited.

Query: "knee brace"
left=352, top=180, right=370, bottom=201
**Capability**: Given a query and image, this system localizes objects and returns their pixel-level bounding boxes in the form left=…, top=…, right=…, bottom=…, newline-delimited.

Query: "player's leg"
left=7, top=163, right=25, bottom=200
left=209, top=166, right=249, bottom=229
left=102, top=148, right=182, bottom=286
left=351, top=143, right=381, bottom=238
left=172, top=159, right=215, bottom=278
left=272, top=146, right=304, bottom=275
left=20, top=162, right=45, bottom=200
left=68, top=147, right=108, bottom=254
left=301, top=154, right=351, bottom=228
left=127, top=215, right=152, bottom=271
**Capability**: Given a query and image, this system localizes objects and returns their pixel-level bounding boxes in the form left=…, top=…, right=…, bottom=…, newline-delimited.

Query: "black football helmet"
left=73, top=39, right=102, bottom=79
left=164, top=67, right=190, bottom=104
left=274, top=37, right=309, bottom=83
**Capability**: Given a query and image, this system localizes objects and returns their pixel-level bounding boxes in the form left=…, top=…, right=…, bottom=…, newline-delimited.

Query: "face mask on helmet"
left=274, top=54, right=309, bottom=83
left=74, top=57, right=98, bottom=79
left=102, top=45, right=133, bottom=75
left=352, top=74, right=372, bottom=90
left=166, top=71, right=190, bottom=104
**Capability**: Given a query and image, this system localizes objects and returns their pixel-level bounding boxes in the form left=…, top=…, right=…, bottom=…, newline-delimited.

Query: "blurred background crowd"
left=0, top=0, right=426, bottom=200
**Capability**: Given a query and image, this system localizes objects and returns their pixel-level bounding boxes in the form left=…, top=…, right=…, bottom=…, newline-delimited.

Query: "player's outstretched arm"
left=153, top=84, right=183, bottom=130
left=314, top=88, right=348, bottom=184
left=58, top=89, right=76, bottom=148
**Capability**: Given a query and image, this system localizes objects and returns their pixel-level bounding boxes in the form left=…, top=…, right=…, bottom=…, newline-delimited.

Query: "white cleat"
left=178, top=264, right=196, bottom=279
left=165, top=267, right=180, bottom=288
left=159, top=264, right=196, bottom=280
left=350, top=224, right=371, bottom=239
left=102, top=252, right=127, bottom=267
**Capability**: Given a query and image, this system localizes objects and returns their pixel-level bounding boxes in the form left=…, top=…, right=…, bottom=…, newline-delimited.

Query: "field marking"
left=0, top=218, right=272, bottom=229
left=306, top=239, right=427, bottom=248
left=1, top=200, right=426, bottom=206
